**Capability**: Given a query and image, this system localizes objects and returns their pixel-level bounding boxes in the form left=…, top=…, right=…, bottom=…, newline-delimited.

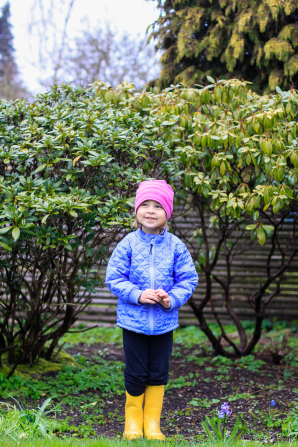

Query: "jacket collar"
left=136, top=227, right=167, bottom=245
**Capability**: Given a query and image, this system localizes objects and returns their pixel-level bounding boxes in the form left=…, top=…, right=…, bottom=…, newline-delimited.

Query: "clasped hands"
left=138, top=289, right=171, bottom=309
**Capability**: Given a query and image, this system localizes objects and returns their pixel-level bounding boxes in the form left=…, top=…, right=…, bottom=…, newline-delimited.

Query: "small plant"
left=282, top=403, right=298, bottom=438
left=0, top=396, right=59, bottom=440
left=201, top=402, right=244, bottom=445
left=190, top=398, right=212, bottom=409
left=235, top=355, right=266, bottom=373
left=250, top=399, right=283, bottom=428
left=167, top=373, right=198, bottom=390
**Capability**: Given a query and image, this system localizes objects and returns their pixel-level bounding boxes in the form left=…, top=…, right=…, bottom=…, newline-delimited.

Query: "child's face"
left=136, top=200, right=167, bottom=233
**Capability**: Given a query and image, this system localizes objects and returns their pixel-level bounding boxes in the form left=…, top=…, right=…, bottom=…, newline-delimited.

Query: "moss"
left=0, top=351, right=78, bottom=378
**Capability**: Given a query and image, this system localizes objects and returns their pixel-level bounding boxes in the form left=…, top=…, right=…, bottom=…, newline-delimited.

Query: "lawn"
left=1, top=441, right=298, bottom=447
left=0, top=438, right=192, bottom=446
left=2, top=441, right=298, bottom=447
left=1, top=319, right=298, bottom=443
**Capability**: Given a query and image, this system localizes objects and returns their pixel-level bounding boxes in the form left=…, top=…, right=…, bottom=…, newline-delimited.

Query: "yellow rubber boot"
left=144, top=385, right=166, bottom=440
left=123, top=391, right=144, bottom=440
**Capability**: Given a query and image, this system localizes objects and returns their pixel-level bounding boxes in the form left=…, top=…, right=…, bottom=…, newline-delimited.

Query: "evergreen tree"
left=149, top=0, right=298, bottom=93
left=0, top=2, right=29, bottom=100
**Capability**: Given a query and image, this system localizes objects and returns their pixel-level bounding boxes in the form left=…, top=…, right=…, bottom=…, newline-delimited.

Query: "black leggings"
left=123, top=328, right=173, bottom=396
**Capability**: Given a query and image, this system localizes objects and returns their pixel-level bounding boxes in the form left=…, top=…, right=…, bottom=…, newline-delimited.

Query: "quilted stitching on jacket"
left=105, top=228, right=198, bottom=335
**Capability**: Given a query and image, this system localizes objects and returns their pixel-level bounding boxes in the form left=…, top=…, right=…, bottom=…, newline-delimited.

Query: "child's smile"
left=137, top=200, right=167, bottom=234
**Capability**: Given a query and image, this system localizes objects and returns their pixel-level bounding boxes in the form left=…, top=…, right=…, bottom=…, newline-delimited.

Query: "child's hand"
left=138, top=289, right=161, bottom=305
left=155, top=289, right=171, bottom=309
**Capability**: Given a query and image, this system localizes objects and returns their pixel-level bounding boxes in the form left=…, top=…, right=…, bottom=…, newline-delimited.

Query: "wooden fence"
left=76, top=211, right=298, bottom=327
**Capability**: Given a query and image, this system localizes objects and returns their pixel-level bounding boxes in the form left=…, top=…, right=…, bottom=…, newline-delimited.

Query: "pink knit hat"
left=135, top=180, right=174, bottom=219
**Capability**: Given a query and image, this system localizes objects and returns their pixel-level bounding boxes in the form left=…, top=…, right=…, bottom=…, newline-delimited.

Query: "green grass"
left=61, top=326, right=124, bottom=348
left=0, top=437, right=194, bottom=446
left=61, top=322, right=244, bottom=350
left=60, top=318, right=295, bottom=350
left=60, top=322, right=244, bottom=351
left=1, top=439, right=298, bottom=447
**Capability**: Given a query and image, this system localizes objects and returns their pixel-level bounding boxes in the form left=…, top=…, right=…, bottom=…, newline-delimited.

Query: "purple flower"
left=218, top=411, right=225, bottom=418
left=271, top=400, right=275, bottom=406
left=221, top=402, right=230, bottom=413
left=227, top=410, right=233, bottom=417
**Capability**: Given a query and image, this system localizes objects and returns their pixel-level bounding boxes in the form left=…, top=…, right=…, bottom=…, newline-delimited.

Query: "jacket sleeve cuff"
left=163, top=294, right=178, bottom=312
left=128, top=288, right=143, bottom=305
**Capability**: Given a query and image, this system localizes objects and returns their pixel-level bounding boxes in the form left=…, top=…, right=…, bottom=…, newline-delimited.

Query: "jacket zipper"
left=149, top=238, right=155, bottom=335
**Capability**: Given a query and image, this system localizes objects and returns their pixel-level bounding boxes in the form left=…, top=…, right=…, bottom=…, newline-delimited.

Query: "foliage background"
left=96, top=78, right=298, bottom=357
left=148, top=0, right=298, bottom=93
left=0, top=78, right=298, bottom=372
left=0, top=82, right=178, bottom=375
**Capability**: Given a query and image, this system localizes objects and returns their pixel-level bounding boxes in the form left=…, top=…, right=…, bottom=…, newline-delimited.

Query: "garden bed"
left=1, top=322, right=298, bottom=442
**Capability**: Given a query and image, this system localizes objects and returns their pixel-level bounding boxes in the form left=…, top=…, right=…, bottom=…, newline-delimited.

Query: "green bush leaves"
left=1, top=78, right=298, bottom=372
left=0, top=82, right=177, bottom=372
left=103, top=78, right=298, bottom=247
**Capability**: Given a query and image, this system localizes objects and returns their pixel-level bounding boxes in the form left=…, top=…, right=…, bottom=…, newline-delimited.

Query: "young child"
left=105, top=180, right=198, bottom=440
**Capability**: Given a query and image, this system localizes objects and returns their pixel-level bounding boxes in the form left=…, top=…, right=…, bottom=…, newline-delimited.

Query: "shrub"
left=1, top=78, right=297, bottom=371
left=98, top=78, right=298, bottom=357
left=0, top=83, right=176, bottom=375
left=164, top=79, right=298, bottom=357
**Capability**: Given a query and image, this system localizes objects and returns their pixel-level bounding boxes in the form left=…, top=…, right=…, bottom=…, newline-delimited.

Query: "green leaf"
left=34, top=163, right=47, bottom=173
left=12, top=227, right=20, bottom=241
left=85, top=232, right=95, bottom=243
left=34, top=117, right=47, bottom=123
left=0, top=241, right=12, bottom=252
left=207, top=416, right=221, bottom=439
left=220, top=161, right=225, bottom=175
left=85, top=246, right=93, bottom=256
left=20, top=228, right=35, bottom=236
left=190, top=399, right=200, bottom=407
left=201, top=421, right=216, bottom=442
left=228, top=416, right=241, bottom=443
left=257, top=227, right=266, bottom=245
left=245, top=224, right=257, bottom=230
left=262, top=225, right=274, bottom=231
left=0, top=226, right=13, bottom=234
left=126, top=197, right=135, bottom=207
left=199, top=251, right=206, bottom=267
left=38, top=397, right=52, bottom=413
left=207, top=76, right=215, bottom=84
left=190, top=398, right=211, bottom=408
left=41, top=214, right=49, bottom=224
left=83, top=284, right=96, bottom=293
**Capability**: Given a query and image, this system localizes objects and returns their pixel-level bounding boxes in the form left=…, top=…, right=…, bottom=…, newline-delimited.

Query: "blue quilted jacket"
left=105, top=228, right=198, bottom=335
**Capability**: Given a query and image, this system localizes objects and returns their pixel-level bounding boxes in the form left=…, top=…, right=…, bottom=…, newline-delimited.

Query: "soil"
left=53, top=342, right=298, bottom=441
